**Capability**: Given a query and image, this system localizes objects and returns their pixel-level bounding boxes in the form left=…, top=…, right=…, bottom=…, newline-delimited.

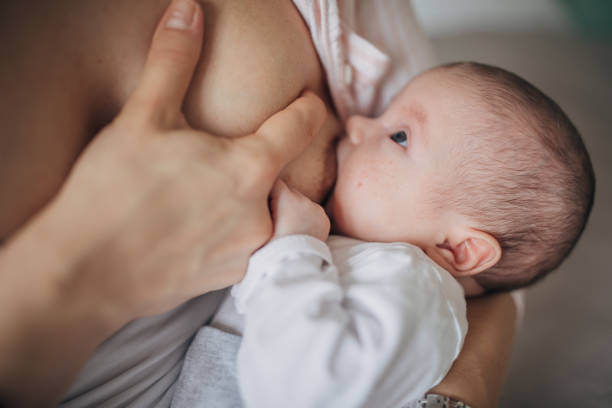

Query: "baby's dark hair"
left=438, top=62, right=595, bottom=293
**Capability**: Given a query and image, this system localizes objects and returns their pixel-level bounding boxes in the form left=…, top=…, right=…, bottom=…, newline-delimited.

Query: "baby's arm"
left=232, top=182, right=468, bottom=408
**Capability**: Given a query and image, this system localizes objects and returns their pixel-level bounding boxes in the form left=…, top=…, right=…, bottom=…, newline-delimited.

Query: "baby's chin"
left=324, top=191, right=355, bottom=237
left=324, top=194, right=367, bottom=239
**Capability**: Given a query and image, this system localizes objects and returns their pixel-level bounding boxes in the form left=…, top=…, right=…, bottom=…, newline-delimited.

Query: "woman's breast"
left=183, top=0, right=342, bottom=202
left=185, top=0, right=327, bottom=136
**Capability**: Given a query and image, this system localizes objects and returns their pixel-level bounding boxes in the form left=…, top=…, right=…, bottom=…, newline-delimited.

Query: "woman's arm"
left=0, top=225, right=126, bottom=407
left=429, top=293, right=518, bottom=408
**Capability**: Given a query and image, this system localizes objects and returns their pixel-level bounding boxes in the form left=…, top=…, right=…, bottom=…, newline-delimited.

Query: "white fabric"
left=60, top=292, right=225, bottom=407
left=227, top=235, right=467, bottom=408
left=292, top=0, right=436, bottom=120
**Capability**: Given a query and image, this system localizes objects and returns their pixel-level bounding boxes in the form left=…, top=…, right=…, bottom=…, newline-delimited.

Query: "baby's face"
left=328, top=70, right=470, bottom=246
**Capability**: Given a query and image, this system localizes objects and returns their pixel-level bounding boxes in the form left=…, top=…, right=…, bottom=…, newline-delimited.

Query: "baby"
left=329, top=61, right=595, bottom=295
left=171, top=62, right=595, bottom=408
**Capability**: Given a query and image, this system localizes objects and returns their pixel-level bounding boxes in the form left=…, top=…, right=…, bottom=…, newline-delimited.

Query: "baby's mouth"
left=318, top=134, right=344, bottom=208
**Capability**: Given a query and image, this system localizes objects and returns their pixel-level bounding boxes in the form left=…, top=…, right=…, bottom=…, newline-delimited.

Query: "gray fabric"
left=171, top=326, right=243, bottom=408
left=61, top=290, right=226, bottom=408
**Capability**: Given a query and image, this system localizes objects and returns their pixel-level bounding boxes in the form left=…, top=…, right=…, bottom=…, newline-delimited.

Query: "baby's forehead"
left=388, top=84, right=431, bottom=123
left=392, top=69, right=468, bottom=110
left=390, top=73, right=481, bottom=131
left=400, top=102, right=428, bottom=128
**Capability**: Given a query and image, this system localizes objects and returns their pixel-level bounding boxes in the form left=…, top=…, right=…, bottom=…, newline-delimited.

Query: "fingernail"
left=166, top=0, right=196, bottom=30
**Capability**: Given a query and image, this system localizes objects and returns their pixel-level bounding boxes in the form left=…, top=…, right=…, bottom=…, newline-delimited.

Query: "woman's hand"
left=0, top=0, right=325, bottom=405
left=270, top=179, right=330, bottom=242
left=43, top=0, right=325, bottom=323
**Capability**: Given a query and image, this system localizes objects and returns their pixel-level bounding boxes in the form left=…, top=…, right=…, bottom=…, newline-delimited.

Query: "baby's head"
left=328, top=62, right=595, bottom=295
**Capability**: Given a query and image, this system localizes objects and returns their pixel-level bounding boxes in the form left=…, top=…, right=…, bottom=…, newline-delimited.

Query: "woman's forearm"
left=430, top=293, right=518, bottom=408
left=0, top=217, right=124, bottom=407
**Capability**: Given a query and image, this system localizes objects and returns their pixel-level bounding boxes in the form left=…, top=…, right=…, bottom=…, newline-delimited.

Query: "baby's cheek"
left=339, top=176, right=386, bottom=237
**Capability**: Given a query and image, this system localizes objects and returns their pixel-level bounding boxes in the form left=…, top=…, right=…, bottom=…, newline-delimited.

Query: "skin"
left=328, top=68, right=503, bottom=296
left=0, top=0, right=518, bottom=406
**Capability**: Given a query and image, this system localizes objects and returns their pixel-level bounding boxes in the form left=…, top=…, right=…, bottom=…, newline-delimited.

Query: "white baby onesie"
left=172, top=235, right=467, bottom=408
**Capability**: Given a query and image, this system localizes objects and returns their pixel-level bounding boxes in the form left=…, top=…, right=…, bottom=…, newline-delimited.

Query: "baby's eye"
left=389, top=130, right=408, bottom=147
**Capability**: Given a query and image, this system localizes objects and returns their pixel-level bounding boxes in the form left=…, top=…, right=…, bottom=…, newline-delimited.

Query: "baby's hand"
left=270, top=180, right=330, bottom=242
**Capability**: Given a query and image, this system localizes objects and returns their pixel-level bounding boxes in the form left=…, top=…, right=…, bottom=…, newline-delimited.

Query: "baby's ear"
left=426, top=228, right=501, bottom=277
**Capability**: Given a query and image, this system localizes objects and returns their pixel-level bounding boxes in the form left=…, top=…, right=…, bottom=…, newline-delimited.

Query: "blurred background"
left=412, top=1, right=612, bottom=406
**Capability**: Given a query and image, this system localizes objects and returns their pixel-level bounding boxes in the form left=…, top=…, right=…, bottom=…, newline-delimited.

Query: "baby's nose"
left=346, top=115, right=376, bottom=145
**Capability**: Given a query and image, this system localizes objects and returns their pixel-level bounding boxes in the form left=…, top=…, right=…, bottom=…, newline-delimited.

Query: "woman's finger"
left=123, top=0, right=204, bottom=126
left=240, top=91, right=326, bottom=186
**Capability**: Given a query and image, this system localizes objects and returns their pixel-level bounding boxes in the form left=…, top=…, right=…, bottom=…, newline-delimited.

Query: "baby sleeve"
left=232, top=235, right=467, bottom=408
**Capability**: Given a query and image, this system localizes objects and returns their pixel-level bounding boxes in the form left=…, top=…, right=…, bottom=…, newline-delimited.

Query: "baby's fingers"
left=269, top=179, right=291, bottom=224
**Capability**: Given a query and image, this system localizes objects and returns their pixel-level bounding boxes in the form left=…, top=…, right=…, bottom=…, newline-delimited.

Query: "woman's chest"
left=0, top=0, right=338, bottom=240
left=183, top=0, right=331, bottom=137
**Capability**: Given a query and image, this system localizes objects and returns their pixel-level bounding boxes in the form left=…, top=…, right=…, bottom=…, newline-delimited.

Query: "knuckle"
left=246, top=134, right=273, bottom=159
left=235, top=148, right=275, bottom=193
left=285, top=105, right=308, bottom=130
left=150, top=29, right=200, bottom=65
left=149, top=46, right=197, bottom=69
left=121, top=96, right=181, bottom=131
left=293, top=92, right=325, bottom=129
left=119, top=91, right=170, bottom=129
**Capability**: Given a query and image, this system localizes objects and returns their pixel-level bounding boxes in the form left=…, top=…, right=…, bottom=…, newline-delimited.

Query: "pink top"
left=292, top=0, right=436, bottom=120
